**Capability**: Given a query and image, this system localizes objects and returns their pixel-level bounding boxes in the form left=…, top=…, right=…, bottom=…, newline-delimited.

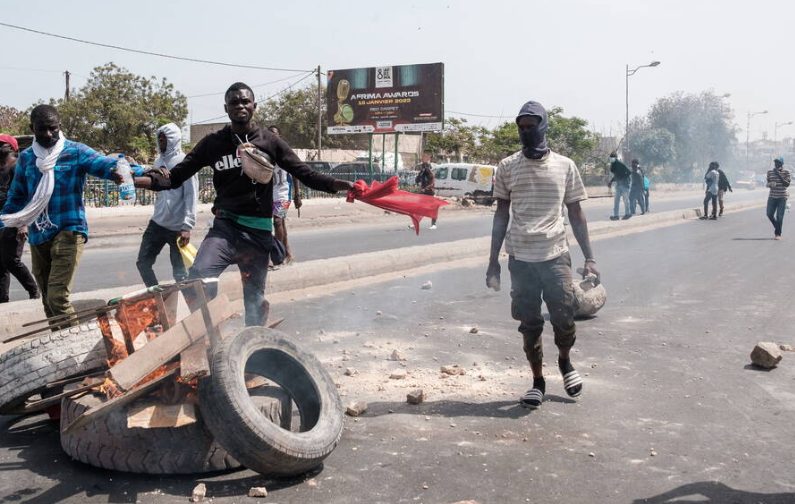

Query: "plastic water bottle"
left=117, top=154, right=136, bottom=204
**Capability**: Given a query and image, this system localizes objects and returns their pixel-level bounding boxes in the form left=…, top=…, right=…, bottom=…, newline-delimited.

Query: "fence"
left=84, top=167, right=420, bottom=207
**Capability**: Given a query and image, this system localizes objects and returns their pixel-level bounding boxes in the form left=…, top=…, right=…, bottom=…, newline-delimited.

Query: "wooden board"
left=108, top=295, right=232, bottom=392
left=15, top=383, right=98, bottom=415
left=179, top=339, right=210, bottom=381
left=61, top=369, right=178, bottom=435
left=267, top=318, right=285, bottom=329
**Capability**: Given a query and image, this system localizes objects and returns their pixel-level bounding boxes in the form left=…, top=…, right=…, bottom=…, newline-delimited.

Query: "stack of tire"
left=1, top=325, right=345, bottom=476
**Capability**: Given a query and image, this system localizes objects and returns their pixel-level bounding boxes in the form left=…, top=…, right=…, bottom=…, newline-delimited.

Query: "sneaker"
left=429, top=225, right=437, bottom=230
left=699, top=216, right=709, bottom=220
left=622, top=214, right=632, bottom=220
left=775, top=235, right=782, bottom=240
left=609, top=216, right=619, bottom=221
left=709, top=216, right=717, bottom=220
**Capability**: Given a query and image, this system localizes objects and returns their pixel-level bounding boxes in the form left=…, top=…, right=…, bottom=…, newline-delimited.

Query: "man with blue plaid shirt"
left=0, top=105, right=122, bottom=323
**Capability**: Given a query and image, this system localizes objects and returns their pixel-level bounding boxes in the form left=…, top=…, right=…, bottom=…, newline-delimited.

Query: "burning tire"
left=198, top=326, right=344, bottom=477
left=0, top=323, right=107, bottom=414
left=59, top=386, right=291, bottom=474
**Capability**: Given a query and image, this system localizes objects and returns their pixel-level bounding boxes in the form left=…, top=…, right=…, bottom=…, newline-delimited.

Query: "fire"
left=97, top=316, right=128, bottom=367
left=98, top=377, right=121, bottom=399
left=117, top=299, right=160, bottom=342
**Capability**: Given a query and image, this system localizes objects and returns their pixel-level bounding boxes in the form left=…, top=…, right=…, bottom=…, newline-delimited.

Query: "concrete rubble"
left=346, top=401, right=368, bottom=417
left=407, top=389, right=425, bottom=405
left=190, top=483, right=206, bottom=502
left=441, top=365, right=466, bottom=376
left=751, top=342, right=782, bottom=369
left=248, top=487, right=268, bottom=498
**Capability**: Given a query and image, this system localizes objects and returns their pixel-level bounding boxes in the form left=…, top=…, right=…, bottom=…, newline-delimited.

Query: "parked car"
left=305, top=161, right=339, bottom=172
left=433, top=163, right=498, bottom=205
left=734, top=170, right=756, bottom=190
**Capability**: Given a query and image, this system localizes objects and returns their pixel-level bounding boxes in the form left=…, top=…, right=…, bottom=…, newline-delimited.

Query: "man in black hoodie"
left=135, top=83, right=353, bottom=326
left=717, top=164, right=732, bottom=216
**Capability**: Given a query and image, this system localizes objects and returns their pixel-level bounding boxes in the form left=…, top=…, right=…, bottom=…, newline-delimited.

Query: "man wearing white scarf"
left=0, top=105, right=124, bottom=324
left=135, top=123, right=198, bottom=287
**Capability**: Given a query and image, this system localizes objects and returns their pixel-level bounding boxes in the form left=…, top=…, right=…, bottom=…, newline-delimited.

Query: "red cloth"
left=347, top=176, right=449, bottom=234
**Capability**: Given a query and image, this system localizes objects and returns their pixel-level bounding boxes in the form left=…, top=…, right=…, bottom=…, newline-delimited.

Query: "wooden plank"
left=18, top=382, right=98, bottom=414
left=108, top=295, right=232, bottom=392
left=179, top=338, right=210, bottom=381
left=162, top=290, right=179, bottom=328
left=267, top=318, right=285, bottom=329
left=61, top=369, right=178, bottom=436
left=45, top=371, right=105, bottom=389
left=154, top=292, right=171, bottom=330
left=113, top=305, right=138, bottom=356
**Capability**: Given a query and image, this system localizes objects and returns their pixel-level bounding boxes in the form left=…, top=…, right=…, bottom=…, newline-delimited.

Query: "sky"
left=0, top=0, right=792, bottom=142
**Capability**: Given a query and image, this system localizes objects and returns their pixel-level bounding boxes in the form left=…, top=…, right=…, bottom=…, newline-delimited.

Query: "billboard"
left=327, top=62, right=444, bottom=135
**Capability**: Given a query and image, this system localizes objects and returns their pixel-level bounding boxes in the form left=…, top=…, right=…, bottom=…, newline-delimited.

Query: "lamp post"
left=625, top=60, right=660, bottom=159
left=773, top=121, right=793, bottom=159
left=746, top=110, right=768, bottom=173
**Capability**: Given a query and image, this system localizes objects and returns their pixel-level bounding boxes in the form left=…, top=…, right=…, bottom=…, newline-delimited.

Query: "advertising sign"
left=327, top=62, right=444, bottom=134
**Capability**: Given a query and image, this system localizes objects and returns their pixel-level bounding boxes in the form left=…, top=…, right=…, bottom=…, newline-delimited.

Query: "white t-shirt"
left=272, top=165, right=291, bottom=202
left=493, top=150, right=587, bottom=263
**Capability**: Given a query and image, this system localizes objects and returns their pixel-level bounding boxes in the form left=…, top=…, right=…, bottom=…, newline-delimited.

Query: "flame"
left=98, top=377, right=122, bottom=399
left=98, top=316, right=128, bottom=367
left=117, top=299, right=160, bottom=342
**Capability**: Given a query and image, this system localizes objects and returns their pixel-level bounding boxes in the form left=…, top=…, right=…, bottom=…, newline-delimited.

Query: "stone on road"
left=751, top=342, right=783, bottom=369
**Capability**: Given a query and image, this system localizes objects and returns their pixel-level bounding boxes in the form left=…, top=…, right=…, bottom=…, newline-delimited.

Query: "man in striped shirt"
left=486, top=101, right=599, bottom=410
left=766, top=157, right=790, bottom=240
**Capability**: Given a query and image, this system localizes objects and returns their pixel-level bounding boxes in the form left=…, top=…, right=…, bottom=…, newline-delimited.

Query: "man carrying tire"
left=134, top=83, right=354, bottom=326
left=486, top=100, right=600, bottom=410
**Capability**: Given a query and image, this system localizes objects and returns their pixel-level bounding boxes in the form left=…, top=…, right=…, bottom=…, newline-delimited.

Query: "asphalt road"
left=1, top=204, right=793, bottom=503
left=5, top=189, right=765, bottom=301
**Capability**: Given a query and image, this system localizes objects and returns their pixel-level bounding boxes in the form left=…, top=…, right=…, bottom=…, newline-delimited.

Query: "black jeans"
left=0, top=227, right=38, bottom=303
left=508, top=253, right=577, bottom=366
left=703, top=191, right=718, bottom=217
left=188, top=215, right=272, bottom=326
left=136, top=220, right=188, bottom=288
left=767, top=197, right=787, bottom=236
left=630, top=189, right=645, bottom=214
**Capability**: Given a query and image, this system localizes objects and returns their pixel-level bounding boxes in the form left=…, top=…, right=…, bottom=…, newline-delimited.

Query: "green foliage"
left=546, top=107, right=599, bottom=167
left=0, top=105, right=25, bottom=133
left=15, top=63, right=187, bottom=163
left=253, top=83, right=362, bottom=155
left=424, top=117, right=482, bottom=161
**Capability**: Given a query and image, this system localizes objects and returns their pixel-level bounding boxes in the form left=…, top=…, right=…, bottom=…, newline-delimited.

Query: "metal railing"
left=84, top=168, right=420, bottom=207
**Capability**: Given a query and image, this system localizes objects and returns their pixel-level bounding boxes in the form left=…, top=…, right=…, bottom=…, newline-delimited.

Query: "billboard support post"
left=382, top=134, right=386, bottom=174
left=368, top=134, right=373, bottom=176
left=316, top=65, right=322, bottom=161
left=394, top=132, right=400, bottom=172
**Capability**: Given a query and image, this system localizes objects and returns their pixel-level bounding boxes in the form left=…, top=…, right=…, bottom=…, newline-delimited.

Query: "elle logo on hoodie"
left=214, top=154, right=242, bottom=172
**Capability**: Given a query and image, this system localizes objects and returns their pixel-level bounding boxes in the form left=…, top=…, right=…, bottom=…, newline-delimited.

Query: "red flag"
left=347, top=176, right=449, bottom=234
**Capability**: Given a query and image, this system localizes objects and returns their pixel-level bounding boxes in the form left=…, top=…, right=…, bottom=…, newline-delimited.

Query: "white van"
left=433, top=163, right=498, bottom=204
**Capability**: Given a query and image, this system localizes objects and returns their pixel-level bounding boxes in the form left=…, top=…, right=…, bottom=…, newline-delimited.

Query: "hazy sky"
left=1, top=0, right=791, bottom=142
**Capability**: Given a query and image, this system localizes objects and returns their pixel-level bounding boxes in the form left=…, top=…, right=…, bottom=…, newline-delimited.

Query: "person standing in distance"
left=415, top=153, right=437, bottom=229
left=267, top=125, right=301, bottom=264
left=607, top=151, right=631, bottom=220
left=486, top=100, right=599, bottom=410
left=701, top=162, right=720, bottom=220
left=766, top=157, right=790, bottom=240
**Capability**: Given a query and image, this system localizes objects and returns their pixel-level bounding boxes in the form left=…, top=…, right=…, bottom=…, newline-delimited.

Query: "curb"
left=0, top=200, right=765, bottom=343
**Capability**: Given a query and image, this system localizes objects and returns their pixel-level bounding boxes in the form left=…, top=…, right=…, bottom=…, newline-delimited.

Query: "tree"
left=14, top=63, right=188, bottom=163
left=546, top=107, right=599, bottom=168
left=627, top=118, right=677, bottom=176
left=253, top=83, right=362, bottom=155
left=0, top=106, right=24, bottom=133
left=424, top=117, right=482, bottom=162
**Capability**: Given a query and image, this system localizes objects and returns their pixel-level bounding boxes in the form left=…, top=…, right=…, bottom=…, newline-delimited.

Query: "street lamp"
left=746, top=110, right=768, bottom=172
left=625, top=61, right=661, bottom=158
left=773, top=121, right=793, bottom=159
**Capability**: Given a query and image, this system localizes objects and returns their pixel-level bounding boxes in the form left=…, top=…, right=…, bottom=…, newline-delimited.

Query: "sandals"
left=559, top=358, right=583, bottom=397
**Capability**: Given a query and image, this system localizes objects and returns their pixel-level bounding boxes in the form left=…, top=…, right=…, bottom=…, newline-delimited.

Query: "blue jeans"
left=613, top=184, right=630, bottom=217
left=767, top=197, right=787, bottom=236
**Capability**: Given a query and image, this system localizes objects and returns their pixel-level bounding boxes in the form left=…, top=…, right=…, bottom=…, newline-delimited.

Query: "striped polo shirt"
left=494, top=149, right=587, bottom=263
left=767, top=168, right=791, bottom=199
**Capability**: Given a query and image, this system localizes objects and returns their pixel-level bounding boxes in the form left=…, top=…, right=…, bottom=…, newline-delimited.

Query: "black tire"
left=0, top=322, right=107, bottom=414
left=198, top=327, right=344, bottom=477
left=60, top=390, right=241, bottom=474
left=59, top=386, right=290, bottom=474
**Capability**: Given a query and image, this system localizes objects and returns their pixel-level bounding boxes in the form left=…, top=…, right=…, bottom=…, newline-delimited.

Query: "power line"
left=192, top=72, right=316, bottom=125
left=446, top=109, right=508, bottom=119
left=0, top=21, right=312, bottom=73
left=187, top=71, right=312, bottom=99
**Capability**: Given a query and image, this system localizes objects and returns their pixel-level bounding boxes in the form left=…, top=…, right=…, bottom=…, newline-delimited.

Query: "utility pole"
left=64, top=70, right=71, bottom=101
left=316, top=65, right=322, bottom=161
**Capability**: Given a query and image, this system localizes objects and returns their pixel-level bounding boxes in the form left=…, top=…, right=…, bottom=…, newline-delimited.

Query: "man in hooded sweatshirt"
left=133, top=83, right=354, bottom=326
left=135, top=123, right=198, bottom=287
left=487, top=101, right=600, bottom=410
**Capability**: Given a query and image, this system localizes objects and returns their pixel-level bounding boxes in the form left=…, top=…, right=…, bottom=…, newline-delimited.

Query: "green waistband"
left=221, top=210, right=273, bottom=231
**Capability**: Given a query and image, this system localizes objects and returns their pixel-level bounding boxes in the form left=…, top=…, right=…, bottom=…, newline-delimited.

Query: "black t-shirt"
left=0, top=164, right=14, bottom=208
left=163, top=126, right=336, bottom=218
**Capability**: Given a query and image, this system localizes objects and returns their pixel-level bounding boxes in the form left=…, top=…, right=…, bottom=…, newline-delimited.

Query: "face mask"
left=610, top=157, right=617, bottom=163
left=37, top=133, right=59, bottom=149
